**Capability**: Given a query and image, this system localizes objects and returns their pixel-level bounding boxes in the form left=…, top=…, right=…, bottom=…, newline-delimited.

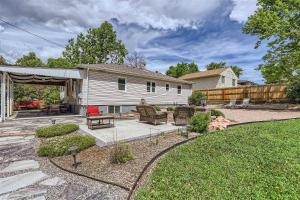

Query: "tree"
left=63, top=21, right=128, bottom=65
left=206, top=62, right=226, bottom=70
left=166, top=62, right=198, bottom=78
left=0, top=55, right=7, bottom=65
left=206, top=62, right=243, bottom=78
left=16, top=52, right=43, bottom=67
left=126, top=52, right=146, bottom=69
left=47, top=57, right=74, bottom=68
left=243, top=0, right=300, bottom=83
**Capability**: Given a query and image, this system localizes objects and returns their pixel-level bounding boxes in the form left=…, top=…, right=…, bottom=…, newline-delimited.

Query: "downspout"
left=86, top=68, right=89, bottom=115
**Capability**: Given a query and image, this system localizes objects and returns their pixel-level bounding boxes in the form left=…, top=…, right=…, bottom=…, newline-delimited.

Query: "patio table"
left=87, top=115, right=115, bottom=130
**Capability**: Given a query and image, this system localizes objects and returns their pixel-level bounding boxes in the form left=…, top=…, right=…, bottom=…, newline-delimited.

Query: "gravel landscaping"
left=51, top=131, right=198, bottom=189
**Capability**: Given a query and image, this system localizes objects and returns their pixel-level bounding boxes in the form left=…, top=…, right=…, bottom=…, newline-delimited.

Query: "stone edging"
left=48, top=158, right=130, bottom=191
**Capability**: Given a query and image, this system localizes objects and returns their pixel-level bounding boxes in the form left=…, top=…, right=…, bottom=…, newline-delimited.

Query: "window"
left=166, top=84, right=170, bottom=92
left=152, top=82, right=156, bottom=93
left=221, top=75, right=225, bottom=84
left=177, top=85, right=182, bottom=95
left=232, top=79, right=236, bottom=86
left=118, top=78, right=126, bottom=91
left=147, top=81, right=156, bottom=93
left=108, top=106, right=121, bottom=114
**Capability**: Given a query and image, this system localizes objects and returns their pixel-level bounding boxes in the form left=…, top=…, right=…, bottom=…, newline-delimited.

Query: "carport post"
left=1, top=72, right=6, bottom=122
left=6, top=76, right=10, bottom=118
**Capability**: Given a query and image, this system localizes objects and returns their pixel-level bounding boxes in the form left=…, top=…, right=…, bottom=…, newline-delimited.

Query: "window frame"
left=118, top=77, right=127, bottom=91
left=177, top=85, right=182, bottom=95
left=221, top=75, right=225, bottom=84
left=232, top=79, right=236, bottom=86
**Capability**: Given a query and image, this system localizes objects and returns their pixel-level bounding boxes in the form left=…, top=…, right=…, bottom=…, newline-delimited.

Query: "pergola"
left=0, top=65, right=84, bottom=122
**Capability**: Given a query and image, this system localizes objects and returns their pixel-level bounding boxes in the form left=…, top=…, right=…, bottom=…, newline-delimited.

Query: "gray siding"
left=81, top=70, right=192, bottom=106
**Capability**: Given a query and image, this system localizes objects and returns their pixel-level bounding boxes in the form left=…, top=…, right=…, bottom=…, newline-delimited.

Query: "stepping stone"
left=1, top=160, right=39, bottom=173
left=60, top=183, right=87, bottom=200
left=0, top=187, right=47, bottom=200
left=0, top=136, right=34, bottom=146
left=40, top=177, right=65, bottom=186
left=0, top=171, right=48, bottom=195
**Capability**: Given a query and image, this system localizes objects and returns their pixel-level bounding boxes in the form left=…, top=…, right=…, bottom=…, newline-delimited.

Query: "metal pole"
left=1, top=72, right=6, bottom=122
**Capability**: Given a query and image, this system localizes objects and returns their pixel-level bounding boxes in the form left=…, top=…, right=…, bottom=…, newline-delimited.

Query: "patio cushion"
left=87, top=106, right=101, bottom=116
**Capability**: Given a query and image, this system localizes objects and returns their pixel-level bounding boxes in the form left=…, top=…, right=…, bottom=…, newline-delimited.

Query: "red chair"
left=86, top=106, right=102, bottom=117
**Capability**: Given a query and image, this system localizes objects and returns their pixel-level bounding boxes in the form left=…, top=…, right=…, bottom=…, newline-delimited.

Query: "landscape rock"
left=0, top=187, right=47, bottom=200
left=209, top=116, right=231, bottom=131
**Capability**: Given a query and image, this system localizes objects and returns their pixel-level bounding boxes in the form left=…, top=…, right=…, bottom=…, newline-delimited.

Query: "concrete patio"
left=80, top=120, right=184, bottom=146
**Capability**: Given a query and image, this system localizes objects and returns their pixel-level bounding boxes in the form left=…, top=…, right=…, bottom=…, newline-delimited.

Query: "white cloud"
left=0, top=25, right=4, bottom=32
left=230, top=0, right=257, bottom=23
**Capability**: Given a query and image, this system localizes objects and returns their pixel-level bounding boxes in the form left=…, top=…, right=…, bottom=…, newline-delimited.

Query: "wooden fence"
left=197, top=84, right=288, bottom=103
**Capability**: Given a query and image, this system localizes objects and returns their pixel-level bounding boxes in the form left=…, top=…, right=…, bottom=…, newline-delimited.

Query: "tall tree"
left=166, top=62, right=198, bottom=78
left=63, top=21, right=128, bottom=65
left=243, top=0, right=300, bottom=83
left=16, top=52, right=43, bottom=67
left=0, top=55, right=7, bottom=65
left=47, top=57, right=74, bottom=68
left=126, top=52, right=146, bottom=69
left=206, top=62, right=226, bottom=70
left=206, top=62, right=243, bottom=78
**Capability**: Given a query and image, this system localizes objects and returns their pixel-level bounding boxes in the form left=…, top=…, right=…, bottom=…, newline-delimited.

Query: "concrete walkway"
left=80, top=120, right=184, bottom=146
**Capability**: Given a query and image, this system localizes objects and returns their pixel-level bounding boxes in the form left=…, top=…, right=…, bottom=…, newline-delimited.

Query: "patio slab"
left=79, top=120, right=184, bottom=146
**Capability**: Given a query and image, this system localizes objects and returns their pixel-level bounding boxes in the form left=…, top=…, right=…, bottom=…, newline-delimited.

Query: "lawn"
left=135, top=119, right=300, bottom=200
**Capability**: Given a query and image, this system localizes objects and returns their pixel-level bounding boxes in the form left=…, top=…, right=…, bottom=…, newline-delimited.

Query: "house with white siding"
left=179, top=68, right=238, bottom=90
left=0, top=64, right=192, bottom=121
left=78, top=64, right=193, bottom=115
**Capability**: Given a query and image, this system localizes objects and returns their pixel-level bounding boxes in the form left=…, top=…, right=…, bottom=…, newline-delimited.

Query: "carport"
left=0, top=65, right=84, bottom=122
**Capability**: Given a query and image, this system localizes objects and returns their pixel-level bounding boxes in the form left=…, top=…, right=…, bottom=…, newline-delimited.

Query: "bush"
left=154, top=105, right=161, bottom=111
left=36, top=123, right=79, bottom=138
left=111, top=144, right=134, bottom=164
left=37, top=135, right=96, bottom=157
left=210, top=109, right=225, bottom=117
left=167, top=107, right=175, bottom=112
left=188, top=92, right=207, bottom=106
left=287, top=75, right=300, bottom=103
left=190, top=113, right=210, bottom=133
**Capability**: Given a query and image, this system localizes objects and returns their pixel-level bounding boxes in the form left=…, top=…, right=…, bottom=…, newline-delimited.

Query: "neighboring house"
left=78, top=64, right=192, bottom=114
left=238, top=80, right=258, bottom=86
left=179, top=68, right=238, bottom=90
left=0, top=64, right=192, bottom=120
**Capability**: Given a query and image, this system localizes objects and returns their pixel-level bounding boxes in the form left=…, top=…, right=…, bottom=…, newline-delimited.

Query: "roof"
left=77, top=64, right=192, bottom=84
left=179, top=68, right=227, bottom=80
left=238, top=80, right=258, bottom=85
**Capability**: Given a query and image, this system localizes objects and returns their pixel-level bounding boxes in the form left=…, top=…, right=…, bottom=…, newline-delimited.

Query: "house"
left=0, top=64, right=192, bottom=121
left=238, top=80, right=258, bottom=86
left=179, top=68, right=238, bottom=90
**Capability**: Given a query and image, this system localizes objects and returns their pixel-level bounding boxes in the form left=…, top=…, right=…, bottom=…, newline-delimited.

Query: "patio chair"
left=173, top=106, right=195, bottom=126
left=237, top=98, right=250, bottom=108
left=136, top=105, right=168, bottom=125
left=224, top=99, right=237, bottom=109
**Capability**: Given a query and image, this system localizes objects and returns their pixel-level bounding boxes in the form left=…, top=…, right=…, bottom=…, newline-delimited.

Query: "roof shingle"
left=179, top=68, right=227, bottom=80
left=77, top=64, right=192, bottom=84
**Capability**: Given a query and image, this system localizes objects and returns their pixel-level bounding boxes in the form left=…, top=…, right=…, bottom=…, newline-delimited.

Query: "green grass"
left=37, top=134, right=96, bottom=157
left=36, top=123, right=79, bottom=138
left=135, top=119, right=300, bottom=200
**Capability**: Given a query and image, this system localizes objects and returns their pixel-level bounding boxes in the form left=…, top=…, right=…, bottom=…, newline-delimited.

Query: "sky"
left=0, top=0, right=267, bottom=83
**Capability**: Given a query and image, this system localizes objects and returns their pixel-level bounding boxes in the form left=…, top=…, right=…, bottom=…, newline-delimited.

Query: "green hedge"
left=37, top=135, right=96, bottom=157
left=210, top=109, right=225, bottom=117
left=36, top=123, right=79, bottom=138
left=190, top=112, right=210, bottom=133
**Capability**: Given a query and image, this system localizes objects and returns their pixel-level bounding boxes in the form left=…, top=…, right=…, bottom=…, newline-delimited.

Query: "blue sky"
left=0, top=0, right=266, bottom=83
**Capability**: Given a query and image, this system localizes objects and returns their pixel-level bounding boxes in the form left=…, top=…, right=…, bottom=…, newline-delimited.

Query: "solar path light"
left=68, top=146, right=81, bottom=169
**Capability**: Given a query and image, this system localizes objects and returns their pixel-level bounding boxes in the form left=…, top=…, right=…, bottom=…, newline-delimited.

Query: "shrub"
left=37, top=135, right=96, bottom=157
left=287, top=75, right=300, bottom=103
left=154, top=105, right=161, bottom=111
left=210, top=109, right=225, bottom=117
left=36, top=123, right=79, bottom=138
left=167, top=107, right=175, bottom=112
left=190, top=113, right=210, bottom=133
left=188, top=92, right=207, bottom=106
left=111, top=144, right=134, bottom=164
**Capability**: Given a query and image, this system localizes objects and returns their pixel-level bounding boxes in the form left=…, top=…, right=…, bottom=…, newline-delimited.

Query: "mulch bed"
left=51, top=131, right=197, bottom=189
